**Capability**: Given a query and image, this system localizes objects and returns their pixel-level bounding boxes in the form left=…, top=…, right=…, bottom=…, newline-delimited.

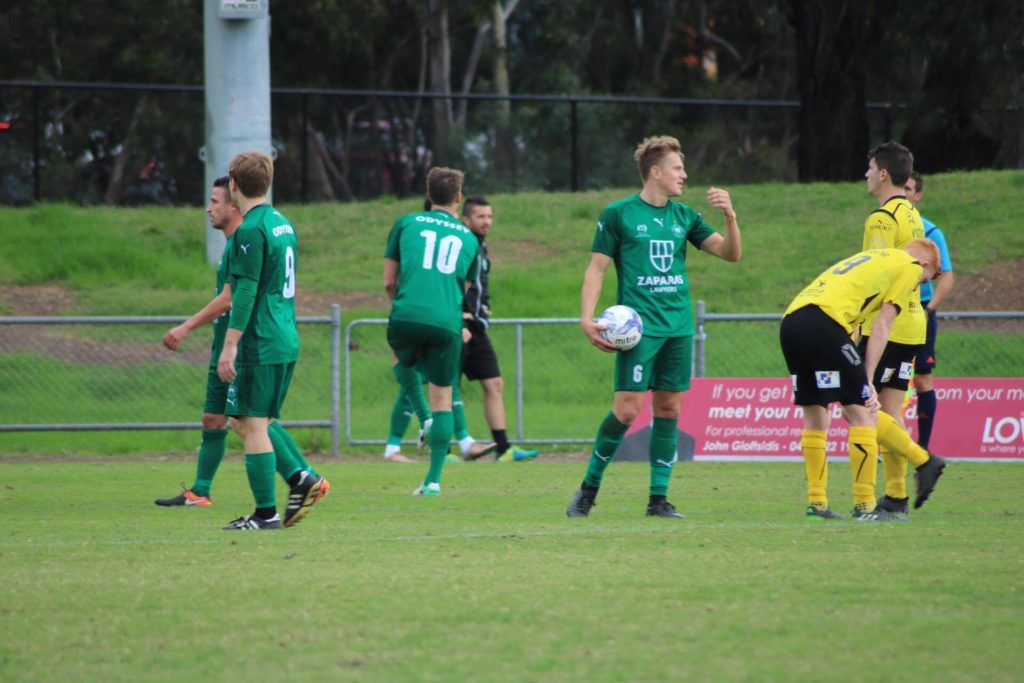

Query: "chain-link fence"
left=10, top=81, right=1017, bottom=206
left=344, top=309, right=1024, bottom=447
left=1, top=307, right=1020, bottom=453
left=0, top=308, right=341, bottom=453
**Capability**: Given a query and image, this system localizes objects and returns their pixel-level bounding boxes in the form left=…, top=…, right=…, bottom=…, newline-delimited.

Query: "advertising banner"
left=623, top=378, right=1024, bottom=461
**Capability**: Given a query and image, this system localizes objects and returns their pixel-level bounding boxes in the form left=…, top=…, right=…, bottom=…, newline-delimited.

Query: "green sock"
left=388, top=390, right=414, bottom=443
left=425, top=410, right=454, bottom=486
left=268, top=421, right=317, bottom=479
left=191, top=428, right=227, bottom=498
left=452, top=383, right=470, bottom=440
left=245, top=451, right=277, bottom=509
left=393, top=364, right=430, bottom=424
left=583, top=412, right=629, bottom=489
left=649, top=417, right=678, bottom=497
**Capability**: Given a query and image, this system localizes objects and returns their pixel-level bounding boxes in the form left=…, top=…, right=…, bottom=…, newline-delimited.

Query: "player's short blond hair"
left=228, top=151, right=274, bottom=199
left=634, top=135, right=684, bottom=181
left=426, top=167, right=464, bottom=206
left=907, top=238, right=941, bottom=275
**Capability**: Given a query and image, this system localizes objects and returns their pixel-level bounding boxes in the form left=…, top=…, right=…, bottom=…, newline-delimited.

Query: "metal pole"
left=344, top=320, right=353, bottom=447
left=570, top=99, right=579, bottom=192
left=32, top=85, right=40, bottom=201
left=694, top=299, right=706, bottom=378
left=203, top=0, right=272, bottom=265
left=330, top=304, right=341, bottom=457
left=301, top=92, right=309, bottom=203
left=515, top=322, right=524, bottom=441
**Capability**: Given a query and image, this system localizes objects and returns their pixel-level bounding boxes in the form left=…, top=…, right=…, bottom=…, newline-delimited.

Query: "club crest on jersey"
left=815, top=371, right=840, bottom=389
left=636, top=224, right=648, bottom=233
left=649, top=240, right=674, bottom=273
left=671, top=224, right=683, bottom=237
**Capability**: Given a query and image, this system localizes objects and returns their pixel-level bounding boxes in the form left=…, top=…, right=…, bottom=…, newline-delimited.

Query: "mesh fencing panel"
left=1, top=311, right=1019, bottom=451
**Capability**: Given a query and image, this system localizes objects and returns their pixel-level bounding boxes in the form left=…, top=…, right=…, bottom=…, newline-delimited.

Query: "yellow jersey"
left=785, top=249, right=924, bottom=337
left=861, top=196, right=926, bottom=344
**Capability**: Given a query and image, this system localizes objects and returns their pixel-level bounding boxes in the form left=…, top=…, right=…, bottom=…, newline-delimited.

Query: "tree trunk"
left=426, top=0, right=452, bottom=160
left=492, top=0, right=513, bottom=182
left=789, top=0, right=869, bottom=182
left=105, top=94, right=148, bottom=204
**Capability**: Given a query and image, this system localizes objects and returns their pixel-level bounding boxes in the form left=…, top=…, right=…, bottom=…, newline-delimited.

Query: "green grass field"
left=2, top=458, right=1022, bottom=682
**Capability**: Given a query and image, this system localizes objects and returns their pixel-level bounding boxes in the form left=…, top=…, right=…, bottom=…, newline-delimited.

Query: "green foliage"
left=1, top=460, right=1022, bottom=682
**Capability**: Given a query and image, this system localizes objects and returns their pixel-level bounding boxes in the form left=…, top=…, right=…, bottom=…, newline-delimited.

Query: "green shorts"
left=203, top=367, right=230, bottom=414
left=387, top=319, right=462, bottom=387
left=614, top=335, right=693, bottom=392
left=225, top=362, right=296, bottom=419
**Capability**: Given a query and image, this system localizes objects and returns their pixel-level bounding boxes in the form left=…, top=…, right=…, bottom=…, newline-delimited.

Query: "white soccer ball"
left=597, top=305, right=643, bottom=351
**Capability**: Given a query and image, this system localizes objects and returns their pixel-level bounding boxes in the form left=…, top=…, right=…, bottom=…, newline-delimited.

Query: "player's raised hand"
left=706, top=186, right=736, bottom=218
left=582, top=318, right=617, bottom=353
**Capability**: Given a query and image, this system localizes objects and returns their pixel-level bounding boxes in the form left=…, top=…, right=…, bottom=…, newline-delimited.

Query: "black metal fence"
left=2, top=80, right=1020, bottom=206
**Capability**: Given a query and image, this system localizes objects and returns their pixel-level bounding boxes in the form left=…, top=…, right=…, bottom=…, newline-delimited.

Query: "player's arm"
left=383, top=258, right=399, bottom=301
left=699, top=187, right=742, bottom=262
left=928, top=270, right=954, bottom=310
left=163, top=283, right=233, bottom=351
left=581, top=252, right=616, bottom=352
left=926, top=229, right=954, bottom=310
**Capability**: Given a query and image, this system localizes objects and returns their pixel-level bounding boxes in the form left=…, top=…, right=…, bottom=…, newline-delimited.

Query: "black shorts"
left=462, top=320, right=501, bottom=381
left=780, top=306, right=871, bottom=407
left=856, top=336, right=918, bottom=391
left=913, top=306, right=938, bottom=375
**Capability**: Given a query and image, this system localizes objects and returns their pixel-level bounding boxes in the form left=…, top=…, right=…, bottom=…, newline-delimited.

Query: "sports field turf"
left=2, top=458, right=1021, bottom=682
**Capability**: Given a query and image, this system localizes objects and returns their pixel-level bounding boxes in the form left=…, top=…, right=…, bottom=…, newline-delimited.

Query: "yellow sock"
left=801, top=430, right=828, bottom=506
left=880, top=447, right=908, bottom=499
left=876, top=411, right=929, bottom=467
left=848, top=426, right=879, bottom=508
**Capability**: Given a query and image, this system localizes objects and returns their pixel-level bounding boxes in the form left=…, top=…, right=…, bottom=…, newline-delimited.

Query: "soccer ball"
left=597, top=305, right=643, bottom=350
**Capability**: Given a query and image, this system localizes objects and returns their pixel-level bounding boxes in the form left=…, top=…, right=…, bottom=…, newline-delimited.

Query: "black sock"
left=254, top=506, right=277, bottom=520
left=492, top=429, right=510, bottom=455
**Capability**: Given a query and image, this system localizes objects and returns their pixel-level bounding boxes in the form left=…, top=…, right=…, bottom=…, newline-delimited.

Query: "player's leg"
left=644, top=336, right=690, bottom=518
left=842, top=405, right=894, bottom=520
left=914, top=310, right=939, bottom=448
left=384, top=375, right=415, bottom=461
left=221, top=368, right=281, bottom=529
left=262, top=363, right=329, bottom=527
left=156, top=369, right=228, bottom=507
left=397, top=322, right=461, bottom=495
left=450, top=382, right=473, bottom=461
left=462, top=331, right=509, bottom=460
left=268, top=420, right=320, bottom=480
left=781, top=307, right=847, bottom=520
left=568, top=338, right=658, bottom=517
left=390, top=361, right=432, bottom=451
left=876, top=410, right=946, bottom=510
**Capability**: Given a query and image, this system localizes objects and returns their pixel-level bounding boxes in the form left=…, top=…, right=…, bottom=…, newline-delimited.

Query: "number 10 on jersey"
left=420, top=230, right=463, bottom=274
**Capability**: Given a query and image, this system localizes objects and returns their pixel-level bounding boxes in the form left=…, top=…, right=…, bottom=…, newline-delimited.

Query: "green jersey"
left=229, top=204, right=300, bottom=366
left=208, top=232, right=235, bottom=368
left=384, top=209, right=479, bottom=334
left=591, top=194, right=715, bottom=337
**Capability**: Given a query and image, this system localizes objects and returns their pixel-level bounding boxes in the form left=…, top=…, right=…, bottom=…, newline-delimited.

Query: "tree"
left=788, top=0, right=869, bottom=181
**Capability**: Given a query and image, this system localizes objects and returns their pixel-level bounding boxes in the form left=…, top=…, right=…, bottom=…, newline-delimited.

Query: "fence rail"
left=1, top=306, right=1020, bottom=454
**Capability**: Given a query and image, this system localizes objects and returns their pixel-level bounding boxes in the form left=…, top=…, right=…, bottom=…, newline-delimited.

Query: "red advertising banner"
left=625, top=378, right=1024, bottom=461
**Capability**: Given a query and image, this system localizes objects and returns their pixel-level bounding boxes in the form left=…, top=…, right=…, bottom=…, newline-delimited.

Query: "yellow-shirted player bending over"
left=780, top=240, right=947, bottom=521
left=861, top=142, right=929, bottom=516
